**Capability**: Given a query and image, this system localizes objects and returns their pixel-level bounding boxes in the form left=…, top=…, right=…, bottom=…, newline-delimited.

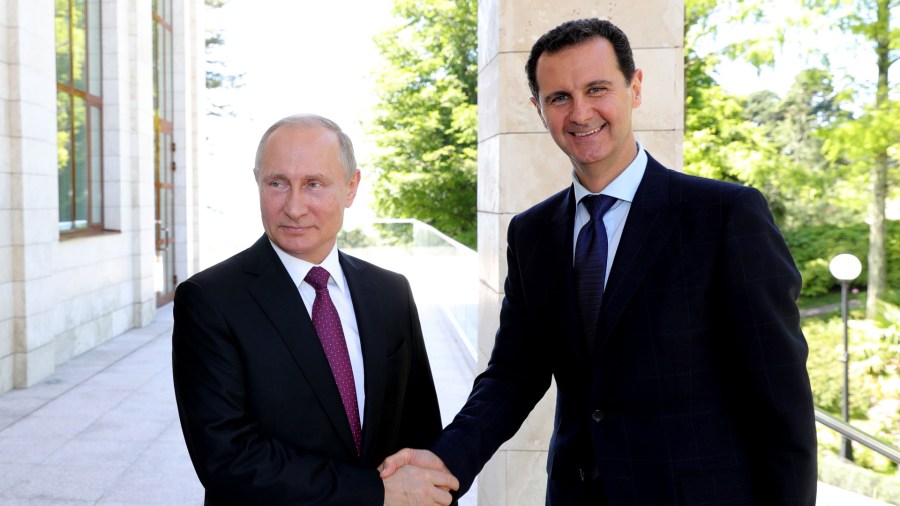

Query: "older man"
left=173, top=114, right=458, bottom=505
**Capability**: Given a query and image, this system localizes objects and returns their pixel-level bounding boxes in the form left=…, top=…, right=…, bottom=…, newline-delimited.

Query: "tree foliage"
left=684, top=0, right=898, bottom=316
left=802, top=0, right=899, bottom=318
left=204, top=0, right=243, bottom=116
left=368, top=0, right=477, bottom=249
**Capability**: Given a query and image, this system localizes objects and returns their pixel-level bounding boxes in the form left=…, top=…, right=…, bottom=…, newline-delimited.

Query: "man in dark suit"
left=380, top=18, right=817, bottom=505
left=173, top=114, right=458, bottom=505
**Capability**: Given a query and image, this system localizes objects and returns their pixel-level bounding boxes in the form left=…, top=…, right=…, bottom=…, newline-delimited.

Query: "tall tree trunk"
left=867, top=153, right=888, bottom=319
left=866, top=0, right=891, bottom=319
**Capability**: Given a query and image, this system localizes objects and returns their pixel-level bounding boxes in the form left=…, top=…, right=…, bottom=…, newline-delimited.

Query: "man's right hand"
left=378, top=448, right=450, bottom=479
left=382, top=458, right=458, bottom=506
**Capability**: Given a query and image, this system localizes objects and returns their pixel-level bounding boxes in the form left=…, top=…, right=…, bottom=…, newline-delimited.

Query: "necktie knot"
left=582, top=194, right=617, bottom=222
left=305, top=266, right=330, bottom=292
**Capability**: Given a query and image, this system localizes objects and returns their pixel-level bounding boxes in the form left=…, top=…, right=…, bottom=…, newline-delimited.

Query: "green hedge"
left=783, top=221, right=900, bottom=298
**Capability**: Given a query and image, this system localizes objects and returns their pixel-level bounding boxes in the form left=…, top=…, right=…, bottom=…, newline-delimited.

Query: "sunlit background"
left=201, top=0, right=395, bottom=267
left=199, top=0, right=882, bottom=269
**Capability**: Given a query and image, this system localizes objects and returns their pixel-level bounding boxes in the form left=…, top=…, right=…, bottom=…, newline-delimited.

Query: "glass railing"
left=338, top=219, right=478, bottom=361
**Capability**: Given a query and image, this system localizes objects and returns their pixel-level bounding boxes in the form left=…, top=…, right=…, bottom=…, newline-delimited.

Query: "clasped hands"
left=380, top=448, right=458, bottom=506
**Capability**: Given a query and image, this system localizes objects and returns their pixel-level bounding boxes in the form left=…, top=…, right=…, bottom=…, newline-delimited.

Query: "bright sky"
left=201, top=0, right=395, bottom=266
left=698, top=3, right=886, bottom=99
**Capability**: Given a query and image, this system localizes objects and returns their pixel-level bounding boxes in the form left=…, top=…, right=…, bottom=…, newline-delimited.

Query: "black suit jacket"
left=172, top=235, right=443, bottom=505
left=431, top=154, right=817, bottom=505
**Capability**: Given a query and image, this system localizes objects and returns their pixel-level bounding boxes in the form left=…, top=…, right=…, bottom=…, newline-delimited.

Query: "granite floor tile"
left=0, top=462, right=36, bottom=494
left=0, top=413, right=99, bottom=441
left=0, top=436, right=69, bottom=464
left=3, top=464, right=125, bottom=503
left=42, top=438, right=149, bottom=468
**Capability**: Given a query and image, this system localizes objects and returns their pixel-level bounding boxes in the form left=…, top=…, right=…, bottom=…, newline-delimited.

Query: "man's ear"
left=530, top=96, right=548, bottom=129
left=630, top=68, right=643, bottom=109
left=345, top=170, right=361, bottom=208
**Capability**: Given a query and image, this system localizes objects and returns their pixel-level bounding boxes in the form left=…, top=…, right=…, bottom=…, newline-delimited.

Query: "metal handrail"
left=815, top=407, right=900, bottom=464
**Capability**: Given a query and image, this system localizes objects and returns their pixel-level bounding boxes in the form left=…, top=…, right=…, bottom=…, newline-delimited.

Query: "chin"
left=273, top=235, right=310, bottom=253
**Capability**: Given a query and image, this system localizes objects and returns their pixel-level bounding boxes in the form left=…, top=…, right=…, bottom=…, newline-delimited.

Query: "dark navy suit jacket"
left=432, top=154, right=817, bottom=505
left=172, top=236, right=443, bottom=505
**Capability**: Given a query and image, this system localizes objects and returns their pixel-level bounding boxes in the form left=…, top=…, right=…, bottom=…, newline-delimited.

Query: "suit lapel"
left=340, top=253, right=385, bottom=460
left=534, top=188, right=588, bottom=360
left=244, top=236, right=357, bottom=455
left=592, top=157, right=681, bottom=355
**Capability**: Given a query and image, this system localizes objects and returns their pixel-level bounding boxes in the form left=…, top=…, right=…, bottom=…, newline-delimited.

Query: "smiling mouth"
left=571, top=125, right=605, bottom=137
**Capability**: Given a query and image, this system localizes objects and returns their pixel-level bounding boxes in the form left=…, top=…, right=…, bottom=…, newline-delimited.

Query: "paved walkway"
left=799, top=299, right=862, bottom=319
left=0, top=302, right=476, bottom=505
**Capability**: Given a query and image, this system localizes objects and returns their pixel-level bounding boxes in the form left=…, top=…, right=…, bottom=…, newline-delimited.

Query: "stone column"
left=0, top=0, right=16, bottom=392
left=130, top=0, right=158, bottom=325
left=476, top=1, right=684, bottom=504
left=5, top=0, right=60, bottom=389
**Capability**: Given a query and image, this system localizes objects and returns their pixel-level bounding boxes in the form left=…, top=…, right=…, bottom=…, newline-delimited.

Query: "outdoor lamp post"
left=829, top=253, right=862, bottom=462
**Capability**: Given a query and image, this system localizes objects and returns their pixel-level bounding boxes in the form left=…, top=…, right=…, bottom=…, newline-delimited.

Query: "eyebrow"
left=261, top=172, right=288, bottom=181
left=542, top=79, right=616, bottom=102
left=263, top=172, right=330, bottom=182
left=585, top=79, right=615, bottom=88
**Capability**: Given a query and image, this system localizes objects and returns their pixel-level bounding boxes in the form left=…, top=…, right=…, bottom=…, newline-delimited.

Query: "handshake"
left=379, top=448, right=460, bottom=506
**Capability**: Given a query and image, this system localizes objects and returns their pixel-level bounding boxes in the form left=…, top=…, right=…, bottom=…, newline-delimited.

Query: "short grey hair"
left=253, top=113, right=358, bottom=181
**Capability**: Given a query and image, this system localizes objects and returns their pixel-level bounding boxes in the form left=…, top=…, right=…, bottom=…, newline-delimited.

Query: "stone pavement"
left=0, top=302, right=477, bottom=505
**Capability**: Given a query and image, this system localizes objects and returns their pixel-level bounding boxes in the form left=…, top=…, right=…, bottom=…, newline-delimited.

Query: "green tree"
left=205, top=0, right=243, bottom=116
left=368, top=0, right=477, bottom=249
left=700, top=0, right=899, bottom=319
left=685, top=0, right=900, bottom=318
left=684, top=0, right=788, bottom=221
left=808, top=0, right=899, bottom=319
left=742, top=69, right=857, bottom=228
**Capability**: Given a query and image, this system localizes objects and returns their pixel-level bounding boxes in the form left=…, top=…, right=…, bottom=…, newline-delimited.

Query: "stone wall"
left=0, top=0, right=202, bottom=393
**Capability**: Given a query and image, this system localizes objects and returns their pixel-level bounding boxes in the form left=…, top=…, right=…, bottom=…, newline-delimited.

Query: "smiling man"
left=172, top=114, right=458, bottom=505
left=380, top=18, right=817, bottom=506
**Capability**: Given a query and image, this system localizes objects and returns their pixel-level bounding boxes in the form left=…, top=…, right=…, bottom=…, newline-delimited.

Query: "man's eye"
left=307, top=182, right=323, bottom=189
left=269, top=181, right=285, bottom=188
left=589, top=87, right=605, bottom=94
left=549, top=95, right=568, bottom=104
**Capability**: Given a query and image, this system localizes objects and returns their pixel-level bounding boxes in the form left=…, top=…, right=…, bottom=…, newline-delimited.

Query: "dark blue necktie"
left=574, top=194, right=617, bottom=341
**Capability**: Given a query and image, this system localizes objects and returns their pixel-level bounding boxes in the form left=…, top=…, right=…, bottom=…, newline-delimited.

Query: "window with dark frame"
left=55, top=0, right=103, bottom=234
left=153, top=0, right=177, bottom=303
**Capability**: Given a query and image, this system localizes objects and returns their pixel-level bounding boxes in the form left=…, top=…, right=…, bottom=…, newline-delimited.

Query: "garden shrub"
left=783, top=221, right=899, bottom=298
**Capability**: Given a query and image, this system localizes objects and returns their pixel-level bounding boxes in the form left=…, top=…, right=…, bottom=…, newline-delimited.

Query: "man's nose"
left=570, top=96, right=593, bottom=124
left=284, top=188, right=308, bottom=219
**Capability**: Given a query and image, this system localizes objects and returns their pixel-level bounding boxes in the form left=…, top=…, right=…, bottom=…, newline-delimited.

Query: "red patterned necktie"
left=304, top=266, right=362, bottom=455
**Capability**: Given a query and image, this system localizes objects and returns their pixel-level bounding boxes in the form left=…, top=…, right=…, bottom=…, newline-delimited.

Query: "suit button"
left=591, top=410, right=604, bottom=422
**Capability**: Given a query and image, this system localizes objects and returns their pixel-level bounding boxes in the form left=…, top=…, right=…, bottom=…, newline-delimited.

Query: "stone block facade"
left=0, top=0, right=202, bottom=393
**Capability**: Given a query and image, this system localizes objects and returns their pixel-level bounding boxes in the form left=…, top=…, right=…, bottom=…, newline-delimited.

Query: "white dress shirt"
left=270, top=241, right=365, bottom=426
left=572, top=142, right=647, bottom=285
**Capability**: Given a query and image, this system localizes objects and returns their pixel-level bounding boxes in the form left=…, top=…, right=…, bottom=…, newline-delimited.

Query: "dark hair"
left=525, top=18, right=636, bottom=99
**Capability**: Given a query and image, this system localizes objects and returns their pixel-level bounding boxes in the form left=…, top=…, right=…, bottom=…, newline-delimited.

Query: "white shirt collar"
left=572, top=141, right=647, bottom=203
left=269, top=240, right=347, bottom=294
